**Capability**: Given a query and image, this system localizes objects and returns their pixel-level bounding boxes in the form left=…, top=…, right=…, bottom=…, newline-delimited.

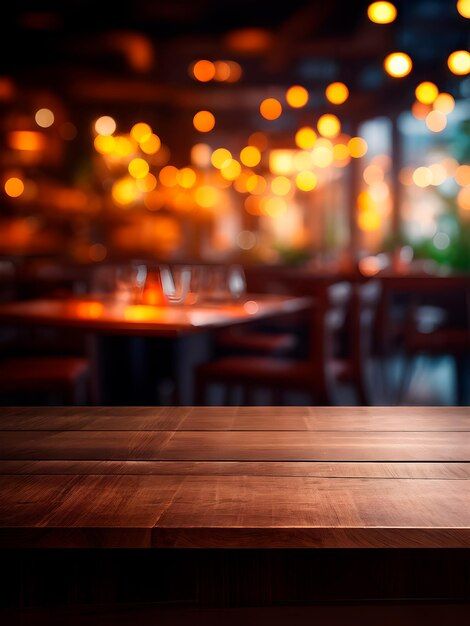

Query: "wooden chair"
left=195, top=282, right=352, bottom=405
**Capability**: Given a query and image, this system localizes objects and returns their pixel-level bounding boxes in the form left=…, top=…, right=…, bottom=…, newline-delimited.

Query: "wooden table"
left=0, top=406, right=469, bottom=624
left=0, top=296, right=310, bottom=403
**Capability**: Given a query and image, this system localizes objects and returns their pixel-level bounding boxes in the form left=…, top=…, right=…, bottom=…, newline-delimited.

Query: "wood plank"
left=1, top=406, right=468, bottom=431
left=0, top=473, right=469, bottom=548
left=1, top=460, right=470, bottom=479
left=1, top=429, right=470, bottom=461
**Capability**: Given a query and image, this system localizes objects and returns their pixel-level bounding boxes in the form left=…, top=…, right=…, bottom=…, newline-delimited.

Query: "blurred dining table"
left=0, top=294, right=312, bottom=404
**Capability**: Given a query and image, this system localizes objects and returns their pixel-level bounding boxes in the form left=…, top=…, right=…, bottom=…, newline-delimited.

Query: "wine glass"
left=159, top=265, right=191, bottom=305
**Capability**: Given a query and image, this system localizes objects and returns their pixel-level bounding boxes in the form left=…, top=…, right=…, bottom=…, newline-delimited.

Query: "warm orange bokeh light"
left=296, top=170, right=318, bottom=191
left=159, top=165, right=179, bottom=187
left=128, top=158, right=150, bottom=179
left=447, top=50, right=470, bottom=75
left=433, top=92, right=455, bottom=114
left=411, top=101, right=431, bottom=120
left=195, top=185, right=220, bottom=208
left=130, top=122, right=152, bottom=143
left=136, top=173, right=157, bottom=192
left=285, top=85, right=309, bottom=108
left=425, top=110, right=447, bottom=133
left=240, top=145, right=261, bottom=167
left=4, top=177, right=25, bottom=198
left=457, top=0, right=470, bottom=17
left=295, top=126, right=317, bottom=149
left=140, top=133, right=161, bottom=154
left=94, top=115, right=116, bottom=136
left=192, top=59, right=216, bottom=82
left=415, top=81, right=438, bottom=104
left=177, top=167, right=197, bottom=189
left=348, top=137, right=368, bottom=158
left=271, top=176, right=292, bottom=196
left=367, top=2, right=397, bottom=24
left=412, top=166, right=433, bottom=187
left=112, top=177, right=138, bottom=205
left=455, top=164, right=470, bottom=186
left=220, top=159, right=242, bottom=180
left=317, top=114, right=341, bottom=138
left=384, top=52, right=412, bottom=77
left=248, top=132, right=268, bottom=151
left=325, top=82, right=349, bottom=104
left=211, top=148, right=232, bottom=169
left=35, top=108, right=55, bottom=128
left=260, top=98, right=282, bottom=120
left=193, top=110, right=215, bottom=132
left=8, top=131, right=45, bottom=151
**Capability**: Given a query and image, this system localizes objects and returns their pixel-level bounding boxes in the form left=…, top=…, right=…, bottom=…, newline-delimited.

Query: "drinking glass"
left=160, top=265, right=191, bottom=305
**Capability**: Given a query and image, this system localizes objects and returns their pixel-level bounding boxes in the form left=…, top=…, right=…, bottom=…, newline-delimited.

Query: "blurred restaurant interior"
left=0, top=0, right=469, bottom=407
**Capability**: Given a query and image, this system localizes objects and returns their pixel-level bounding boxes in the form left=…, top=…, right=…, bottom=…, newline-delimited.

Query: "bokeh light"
left=415, top=82, right=438, bottom=104
left=325, top=82, right=349, bottom=104
left=211, top=148, right=232, bottom=169
left=192, top=59, right=216, bottom=82
left=384, top=52, right=412, bottom=77
left=130, top=122, right=152, bottom=142
left=4, top=177, right=24, bottom=198
left=367, top=2, right=397, bottom=24
left=140, top=133, right=161, bottom=154
left=260, top=98, right=282, bottom=120
left=457, top=0, right=470, bottom=18
left=240, top=145, right=261, bottom=167
left=447, top=50, right=470, bottom=75
left=35, top=108, right=55, bottom=128
left=177, top=167, right=197, bottom=189
left=413, top=166, right=433, bottom=187
left=94, top=116, right=116, bottom=136
left=296, top=170, right=318, bottom=191
left=193, top=110, right=215, bottom=132
left=348, top=137, right=368, bottom=158
left=317, top=114, right=341, bottom=138
left=128, top=158, right=150, bottom=179
left=433, top=92, right=455, bottom=114
left=159, top=165, right=179, bottom=187
left=295, top=126, right=317, bottom=149
left=285, top=85, right=309, bottom=108
left=425, top=110, right=447, bottom=132
left=271, top=176, right=292, bottom=196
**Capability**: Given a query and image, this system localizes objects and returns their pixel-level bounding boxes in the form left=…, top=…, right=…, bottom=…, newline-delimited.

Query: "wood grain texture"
left=0, top=406, right=469, bottom=548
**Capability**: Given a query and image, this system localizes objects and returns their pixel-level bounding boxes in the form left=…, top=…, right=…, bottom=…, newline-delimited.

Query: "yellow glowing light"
left=220, top=159, right=241, bottom=180
left=193, top=110, right=215, bottom=133
left=263, top=197, right=287, bottom=217
left=348, top=137, right=368, bottom=158
left=415, top=81, right=439, bottom=105
left=333, top=143, right=350, bottom=162
left=244, top=195, right=262, bottom=215
left=260, top=98, right=282, bottom=120
left=429, top=163, right=447, bottom=186
left=211, top=148, right=232, bottom=169
left=358, top=207, right=382, bottom=231
left=411, top=101, right=431, bottom=120
left=271, top=176, right=291, bottom=196
left=177, top=167, right=197, bottom=189
left=455, top=164, right=470, bottom=186
left=130, top=122, right=152, bottom=143
left=114, top=135, right=136, bottom=157
left=433, top=92, right=455, bottom=114
left=425, top=110, right=447, bottom=133
left=136, top=173, right=157, bottom=192
left=312, top=145, right=333, bottom=168
left=367, top=2, right=397, bottom=24
left=8, top=130, right=45, bottom=151
left=35, top=108, right=54, bottom=128
left=240, top=145, right=261, bottom=167
left=269, top=150, right=295, bottom=175
left=384, top=52, right=412, bottom=78
left=94, top=134, right=115, bottom=155
left=191, top=143, right=212, bottom=167
left=285, top=85, right=309, bottom=108
left=159, top=165, right=179, bottom=187
left=296, top=170, right=318, bottom=191
left=246, top=174, right=267, bottom=195
left=447, top=50, right=470, bottom=75
left=192, top=59, right=216, bottom=82
left=457, top=187, right=470, bottom=212
left=195, top=185, right=220, bottom=208
left=75, top=301, right=104, bottom=318
left=412, top=166, right=433, bottom=187
left=295, top=126, right=317, bottom=149
left=457, top=0, right=470, bottom=18
left=294, top=151, right=314, bottom=170
left=317, top=114, right=341, bottom=138
left=4, top=177, right=24, bottom=198
left=140, top=133, right=161, bottom=154
left=94, top=115, right=116, bottom=136
left=112, top=177, right=138, bottom=205
left=128, top=157, right=150, bottom=179
left=325, top=82, right=349, bottom=105
left=248, top=132, right=268, bottom=151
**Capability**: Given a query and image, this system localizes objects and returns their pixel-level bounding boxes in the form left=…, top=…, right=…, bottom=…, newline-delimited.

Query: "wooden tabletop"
left=0, top=295, right=310, bottom=336
left=0, top=406, right=469, bottom=549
